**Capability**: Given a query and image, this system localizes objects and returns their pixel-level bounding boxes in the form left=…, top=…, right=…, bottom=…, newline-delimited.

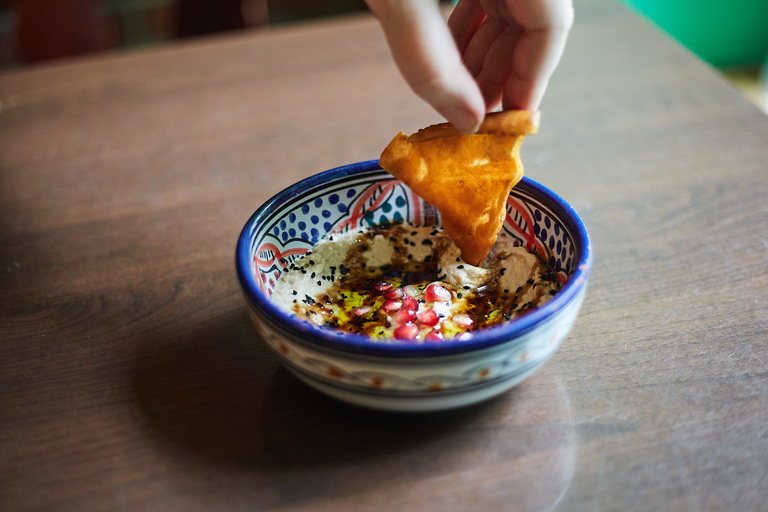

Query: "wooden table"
left=2, top=1, right=768, bottom=510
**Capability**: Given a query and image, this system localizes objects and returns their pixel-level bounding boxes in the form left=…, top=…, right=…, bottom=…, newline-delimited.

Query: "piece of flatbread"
left=379, top=110, right=539, bottom=266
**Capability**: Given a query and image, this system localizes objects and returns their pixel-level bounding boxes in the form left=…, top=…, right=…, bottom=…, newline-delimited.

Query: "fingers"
left=501, top=0, right=573, bottom=110
left=447, top=0, right=486, bottom=56
left=501, top=23, right=569, bottom=110
left=454, top=0, right=574, bottom=111
left=473, top=24, right=525, bottom=110
left=367, top=0, right=485, bottom=133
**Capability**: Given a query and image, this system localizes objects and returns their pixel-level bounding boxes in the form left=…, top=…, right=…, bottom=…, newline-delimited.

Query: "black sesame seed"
left=317, top=281, right=322, bottom=286
left=340, top=264, right=350, bottom=275
left=500, top=268, right=506, bottom=276
left=457, top=293, right=463, bottom=299
left=463, top=286, right=470, bottom=290
left=292, top=290, right=298, bottom=296
left=421, top=239, right=433, bottom=246
left=457, top=265, right=464, bottom=269
left=311, top=272, right=316, bottom=278
left=309, top=260, right=315, bottom=265
left=516, top=286, right=523, bottom=293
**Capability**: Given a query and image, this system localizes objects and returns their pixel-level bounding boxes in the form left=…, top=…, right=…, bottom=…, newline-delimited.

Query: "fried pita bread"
left=379, top=110, right=539, bottom=266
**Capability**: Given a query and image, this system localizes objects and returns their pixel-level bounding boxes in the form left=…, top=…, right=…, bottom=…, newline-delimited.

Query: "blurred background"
left=0, top=0, right=766, bottom=111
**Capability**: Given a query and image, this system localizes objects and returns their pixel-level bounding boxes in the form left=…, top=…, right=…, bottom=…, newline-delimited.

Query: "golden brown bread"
left=379, top=110, right=539, bottom=266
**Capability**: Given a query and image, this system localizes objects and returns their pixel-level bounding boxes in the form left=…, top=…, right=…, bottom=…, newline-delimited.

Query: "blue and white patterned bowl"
left=236, top=160, right=591, bottom=412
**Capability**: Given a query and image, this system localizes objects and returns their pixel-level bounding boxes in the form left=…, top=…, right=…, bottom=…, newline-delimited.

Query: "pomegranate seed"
left=352, top=306, right=372, bottom=316
left=384, top=287, right=404, bottom=300
left=374, top=281, right=393, bottom=292
left=418, top=308, right=439, bottom=327
left=403, top=285, right=419, bottom=298
left=402, top=296, right=419, bottom=312
left=424, top=330, right=444, bottom=341
left=394, top=308, right=417, bottom=325
left=394, top=323, right=419, bottom=340
left=453, top=314, right=474, bottom=327
left=382, top=300, right=402, bottom=314
left=426, top=283, right=451, bottom=302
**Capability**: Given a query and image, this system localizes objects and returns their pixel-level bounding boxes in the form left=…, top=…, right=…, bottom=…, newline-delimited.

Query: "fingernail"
left=444, top=106, right=481, bottom=134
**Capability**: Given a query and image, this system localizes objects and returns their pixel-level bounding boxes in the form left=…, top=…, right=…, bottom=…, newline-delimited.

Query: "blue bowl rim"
left=236, top=160, right=592, bottom=358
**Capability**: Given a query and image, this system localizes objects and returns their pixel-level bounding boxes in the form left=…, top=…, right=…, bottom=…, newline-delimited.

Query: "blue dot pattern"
left=253, top=173, right=577, bottom=296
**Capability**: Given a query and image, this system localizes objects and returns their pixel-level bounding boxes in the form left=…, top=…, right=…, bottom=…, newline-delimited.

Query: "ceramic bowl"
left=236, top=160, right=591, bottom=412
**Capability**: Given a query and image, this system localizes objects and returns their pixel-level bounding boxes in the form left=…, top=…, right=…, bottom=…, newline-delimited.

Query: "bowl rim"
left=236, top=160, right=592, bottom=358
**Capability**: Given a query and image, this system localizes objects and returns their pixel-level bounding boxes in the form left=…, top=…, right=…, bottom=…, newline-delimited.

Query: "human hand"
left=366, top=0, right=574, bottom=133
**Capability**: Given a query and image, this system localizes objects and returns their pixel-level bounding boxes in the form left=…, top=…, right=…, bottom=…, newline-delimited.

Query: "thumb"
left=367, top=0, right=485, bottom=133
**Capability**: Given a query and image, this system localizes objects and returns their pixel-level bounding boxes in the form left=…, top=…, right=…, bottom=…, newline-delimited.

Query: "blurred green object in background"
left=619, top=0, right=768, bottom=67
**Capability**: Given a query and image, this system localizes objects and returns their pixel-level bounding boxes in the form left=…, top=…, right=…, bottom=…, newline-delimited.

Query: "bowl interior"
left=237, top=160, right=590, bottom=354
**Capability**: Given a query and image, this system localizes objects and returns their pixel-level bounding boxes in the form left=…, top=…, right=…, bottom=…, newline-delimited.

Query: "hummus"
left=272, top=223, right=561, bottom=341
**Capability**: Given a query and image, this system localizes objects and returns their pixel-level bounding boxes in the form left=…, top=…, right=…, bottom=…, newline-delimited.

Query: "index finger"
left=367, top=0, right=486, bottom=133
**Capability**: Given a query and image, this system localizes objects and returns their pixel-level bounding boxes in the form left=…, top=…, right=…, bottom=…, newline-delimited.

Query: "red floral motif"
left=253, top=242, right=309, bottom=294
left=332, top=180, right=400, bottom=234
left=505, top=197, right=546, bottom=257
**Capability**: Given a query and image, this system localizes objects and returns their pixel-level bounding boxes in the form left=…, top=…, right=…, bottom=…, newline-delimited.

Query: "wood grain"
left=2, top=0, right=768, bottom=510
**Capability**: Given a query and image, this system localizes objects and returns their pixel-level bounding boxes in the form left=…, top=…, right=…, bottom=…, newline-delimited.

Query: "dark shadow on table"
left=131, top=307, right=575, bottom=510
left=131, top=308, right=506, bottom=469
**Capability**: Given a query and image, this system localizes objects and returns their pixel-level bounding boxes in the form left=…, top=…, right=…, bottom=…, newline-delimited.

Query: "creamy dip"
left=271, top=223, right=561, bottom=341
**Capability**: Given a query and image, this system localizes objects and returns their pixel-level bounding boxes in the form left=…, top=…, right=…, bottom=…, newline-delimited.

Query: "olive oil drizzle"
left=291, top=224, right=561, bottom=340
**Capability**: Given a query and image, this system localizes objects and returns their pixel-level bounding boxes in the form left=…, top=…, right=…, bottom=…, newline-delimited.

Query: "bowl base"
left=287, top=363, right=547, bottom=413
